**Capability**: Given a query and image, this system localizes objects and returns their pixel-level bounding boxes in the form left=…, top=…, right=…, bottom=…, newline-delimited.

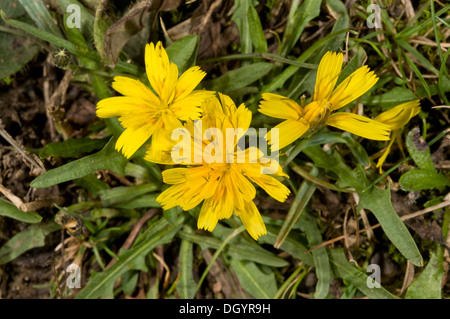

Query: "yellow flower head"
left=374, top=100, right=421, bottom=172
left=258, top=51, right=391, bottom=149
left=156, top=94, right=291, bottom=240
left=96, top=41, right=212, bottom=158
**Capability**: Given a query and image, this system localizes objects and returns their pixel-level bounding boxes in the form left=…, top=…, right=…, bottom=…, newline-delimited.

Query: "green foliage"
left=399, top=128, right=450, bottom=191
left=0, top=199, right=42, bottom=223
left=0, top=0, right=448, bottom=300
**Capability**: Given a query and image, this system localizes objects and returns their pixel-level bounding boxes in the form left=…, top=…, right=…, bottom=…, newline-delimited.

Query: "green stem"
left=273, top=263, right=306, bottom=299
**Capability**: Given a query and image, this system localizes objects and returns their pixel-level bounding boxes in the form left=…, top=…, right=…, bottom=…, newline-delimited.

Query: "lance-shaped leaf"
left=303, top=145, right=423, bottom=267
left=329, top=249, right=397, bottom=299
left=31, top=138, right=127, bottom=188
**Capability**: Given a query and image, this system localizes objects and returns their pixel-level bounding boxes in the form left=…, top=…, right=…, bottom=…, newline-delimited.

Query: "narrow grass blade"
left=75, top=215, right=184, bottom=299
left=275, top=168, right=318, bottom=248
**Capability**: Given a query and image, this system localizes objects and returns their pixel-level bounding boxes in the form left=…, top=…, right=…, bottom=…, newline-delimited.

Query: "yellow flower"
left=96, top=41, right=212, bottom=158
left=156, top=94, right=291, bottom=240
left=258, top=51, right=391, bottom=150
left=374, top=100, right=421, bottom=172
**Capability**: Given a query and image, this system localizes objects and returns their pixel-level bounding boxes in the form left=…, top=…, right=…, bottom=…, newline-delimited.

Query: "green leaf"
left=0, top=0, right=41, bottom=80
left=275, top=168, right=317, bottom=247
left=178, top=230, right=288, bottom=267
left=247, top=4, right=267, bottom=53
left=98, top=183, right=160, bottom=206
left=177, top=226, right=197, bottom=299
left=231, top=260, right=278, bottom=298
left=31, top=138, right=127, bottom=188
left=0, top=32, right=40, bottom=80
left=399, top=169, right=450, bottom=191
left=75, top=215, right=184, bottom=299
left=74, top=173, right=109, bottom=198
left=17, top=0, right=63, bottom=37
left=280, top=0, right=322, bottom=56
left=57, top=0, right=94, bottom=38
left=341, top=132, right=370, bottom=167
left=304, top=146, right=423, bottom=266
left=396, top=38, right=440, bottom=75
left=0, top=223, right=59, bottom=265
left=323, top=0, right=349, bottom=53
left=261, top=28, right=351, bottom=95
left=328, top=249, right=397, bottom=299
left=405, top=127, right=435, bottom=171
left=300, top=213, right=331, bottom=299
left=258, top=225, right=314, bottom=266
left=0, top=11, right=139, bottom=76
left=362, top=80, right=450, bottom=108
left=111, top=193, right=161, bottom=209
left=121, top=270, right=139, bottom=296
left=402, top=50, right=431, bottom=97
left=93, top=1, right=113, bottom=66
left=0, top=198, right=42, bottom=223
left=405, top=244, right=444, bottom=299
left=37, top=137, right=108, bottom=158
left=231, top=0, right=258, bottom=54
left=204, top=62, right=273, bottom=93
left=358, top=184, right=423, bottom=267
left=166, top=35, right=199, bottom=74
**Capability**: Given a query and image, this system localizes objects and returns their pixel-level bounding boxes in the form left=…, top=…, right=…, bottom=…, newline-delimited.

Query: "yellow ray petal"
left=174, top=66, right=206, bottom=101
left=145, top=128, right=178, bottom=165
left=115, top=122, right=158, bottom=158
left=170, top=95, right=203, bottom=121
left=245, top=173, right=290, bottom=203
left=197, top=198, right=220, bottom=232
left=235, top=201, right=266, bottom=240
left=328, top=65, right=378, bottom=110
left=96, top=96, right=155, bottom=118
left=258, top=93, right=302, bottom=120
left=326, top=112, right=391, bottom=141
left=111, top=76, right=159, bottom=105
left=313, top=51, right=343, bottom=102
left=145, top=42, right=178, bottom=103
left=234, top=103, right=252, bottom=133
left=268, top=119, right=309, bottom=150
left=197, top=186, right=234, bottom=232
left=374, top=100, right=421, bottom=130
left=231, top=169, right=256, bottom=200
left=161, top=167, right=189, bottom=184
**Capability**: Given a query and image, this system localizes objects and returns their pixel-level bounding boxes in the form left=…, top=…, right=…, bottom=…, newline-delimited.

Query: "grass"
left=0, top=0, right=449, bottom=300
